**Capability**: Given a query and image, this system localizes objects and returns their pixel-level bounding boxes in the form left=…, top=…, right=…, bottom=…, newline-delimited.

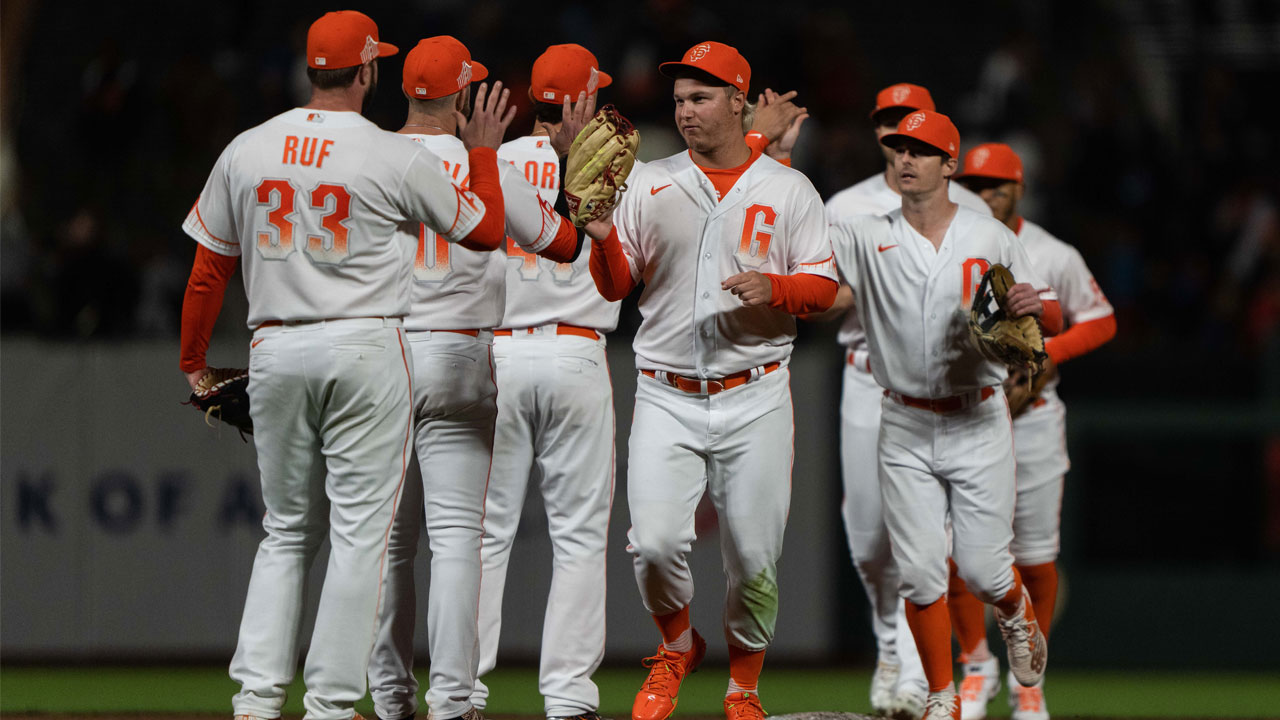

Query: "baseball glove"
left=187, top=367, right=253, bottom=439
left=563, top=104, right=640, bottom=227
left=968, top=264, right=1048, bottom=376
left=1005, top=360, right=1057, bottom=418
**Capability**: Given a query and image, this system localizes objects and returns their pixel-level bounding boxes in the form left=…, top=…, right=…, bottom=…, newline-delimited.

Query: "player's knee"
left=1010, top=534, right=1060, bottom=567
left=897, top=564, right=948, bottom=605
left=629, top=534, right=690, bottom=569
left=954, top=557, right=1013, bottom=604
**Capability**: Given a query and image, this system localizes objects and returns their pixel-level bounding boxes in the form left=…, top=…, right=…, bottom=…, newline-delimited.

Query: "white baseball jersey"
left=826, top=173, right=991, bottom=351
left=830, top=206, right=1055, bottom=398
left=404, top=133, right=507, bottom=331
left=613, top=151, right=837, bottom=376
left=183, top=108, right=485, bottom=329
left=1015, top=217, right=1113, bottom=409
left=497, top=135, right=621, bottom=332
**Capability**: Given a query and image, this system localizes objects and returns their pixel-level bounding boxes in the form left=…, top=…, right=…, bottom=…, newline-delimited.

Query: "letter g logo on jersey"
left=904, top=111, right=926, bottom=132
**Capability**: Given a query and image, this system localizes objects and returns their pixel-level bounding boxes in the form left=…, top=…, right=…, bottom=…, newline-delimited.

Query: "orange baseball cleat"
left=724, top=692, right=766, bottom=720
left=631, top=629, right=707, bottom=720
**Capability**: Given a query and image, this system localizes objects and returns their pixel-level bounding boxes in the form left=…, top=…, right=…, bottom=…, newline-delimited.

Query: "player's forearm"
left=800, top=283, right=854, bottom=322
left=180, top=245, right=238, bottom=373
left=1039, top=298, right=1063, bottom=336
left=458, top=148, right=506, bottom=251
left=765, top=273, right=838, bottom=314
left=1045, top=313, right=1115, bottom=365
left=588, top=224, right=636, bottom=301
left=535, top=218, right=582, bottom=263
left=744, top=131, right=791, bottom=167
left=499, top=163, right=582, bottom=263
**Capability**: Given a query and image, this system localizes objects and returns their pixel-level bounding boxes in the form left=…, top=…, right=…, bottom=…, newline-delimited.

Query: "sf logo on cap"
left=457, top=61, right=473, bottom=89
left=904, top=111, right=926, bottom=131
left=891, top=85, right=911, bottom=104
left=360, top=35, right=379, bottom=64
left=688, top=43, right=712, bottom=61
left=970, top=147, right=990, bottom=168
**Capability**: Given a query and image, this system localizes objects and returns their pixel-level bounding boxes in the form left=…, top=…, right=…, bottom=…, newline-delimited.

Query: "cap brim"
left=658, top=61, right=690, bottom=80
left=869, top=104, right=921, bottom=120
left=955, top=170, right=1020, bottom=182
left=596, top=70, right=613, bottom=89
left=378, top=41, right=399, bottom=58
left=880, top=132, right=954, bottom=158
left=472, top=60, right=489, bottom=83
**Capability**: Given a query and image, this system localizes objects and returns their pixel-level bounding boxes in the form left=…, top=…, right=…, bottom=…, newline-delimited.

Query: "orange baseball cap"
left=307, top=10, right=398, bottom=70
left=530, top=44, right=612, bottom=103
left=880, top=109, right=960, bottom=159
left=956, top=142, right=1024, bottom=182
left=869, top=83, right=935, bottom=119
left=402, top=36, right=489, bottom=100
left=659, top=41, right=750, bottom=93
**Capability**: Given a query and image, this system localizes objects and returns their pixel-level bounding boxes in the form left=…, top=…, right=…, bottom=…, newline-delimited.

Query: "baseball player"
left=821, top=83, right=991, bottom=719
left=178, top=12, right=509, bottom=720
left=948, top=143, right=1115, bottom=720
left=466, top=44, right=620, bottom=720
left=827, top=110, right=1062, bottom=720
left=366, top=36, right=586, bottom=720
left=584, top=41, right=838, bottom=720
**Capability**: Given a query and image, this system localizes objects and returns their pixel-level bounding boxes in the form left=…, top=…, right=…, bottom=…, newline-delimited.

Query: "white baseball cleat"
left=888, top=680, right=928, bottom=720
left=1008, top=672, right=1049, bottom=720
left=870, top=660, right=902, bottom=715
left=994, top=586, right=1047, bottom=687
left=958, top=656, right=1001, bottom=720
left=921, top=685, right=960, bottom=720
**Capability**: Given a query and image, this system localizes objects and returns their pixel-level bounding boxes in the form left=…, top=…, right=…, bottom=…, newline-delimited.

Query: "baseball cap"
left=956, top=142, right=1024, bottom=182
left=869, top=82, right=935, bottom=120
left=530, top=44, right=612, bottom=103
left=880, top=109, right=960, bottom=159
left=402, top=36, right=489, bottom=100
left=659, top=41, right=750, bottom=93
left=307, top=10, right=398, bottom=70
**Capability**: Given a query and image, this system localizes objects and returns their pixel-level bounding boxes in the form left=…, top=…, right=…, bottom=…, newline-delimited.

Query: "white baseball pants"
left=626, top=367, right=793, bottom=651
left=879, top=391, right=1018, bottom=605
left=839, top=358, right=924, bottom=688
left=472, top=332, right=615, bottom=717
left=1011, top=398, right=1069, bottom=565
left=231, top=318, right=413, bottom=720
left=368, top=330, right=497, bottom=720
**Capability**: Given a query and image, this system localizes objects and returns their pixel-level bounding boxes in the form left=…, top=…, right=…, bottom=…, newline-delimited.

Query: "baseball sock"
left=726, top=644, right=765, bottom=695
left=653, top=605, right=693, bottom=653
left=993, top=567, right=1035, bottom=623
left=948, top=559, right=990, bottom=662
left=1016, top=562, right=1059, bottom=638
left=904, top=596, right=955, bottom=693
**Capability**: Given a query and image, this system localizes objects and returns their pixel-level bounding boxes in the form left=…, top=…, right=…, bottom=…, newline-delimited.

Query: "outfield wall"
left=3, top=338, right=1278, bottom=668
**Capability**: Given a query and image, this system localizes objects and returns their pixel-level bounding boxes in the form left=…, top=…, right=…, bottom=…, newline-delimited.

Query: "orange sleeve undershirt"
left=744, top=131, right=791, bottom=167
left=534, top=215, right=581, bottom=263
left=766, top=273, right=838, bottom=314
left=1039, top=298, right=1063, bottom=336
left=458, top=147, right=506, bottom=251
left=1046, top=314, right=1116, bottom=364
left=589, top=225, right=636, bottom=301
left=180, top=245, right=238, bottom=373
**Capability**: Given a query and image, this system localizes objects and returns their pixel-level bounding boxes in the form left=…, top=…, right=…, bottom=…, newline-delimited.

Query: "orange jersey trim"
left=193, top=202, right=238, bottom=246
left=693, top=147, right=762, bottom=201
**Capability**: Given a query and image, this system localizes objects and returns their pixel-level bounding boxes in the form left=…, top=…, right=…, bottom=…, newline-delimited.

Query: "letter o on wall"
left=91, top=473, right=144, bottom=534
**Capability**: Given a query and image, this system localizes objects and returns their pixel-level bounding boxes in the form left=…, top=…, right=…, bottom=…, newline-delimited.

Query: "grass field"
left=2, top=665, right=1278, bottom=718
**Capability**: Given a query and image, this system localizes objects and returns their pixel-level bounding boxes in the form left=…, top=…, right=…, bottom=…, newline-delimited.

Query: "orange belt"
left=494, top=324, right=600, bottom=340
left=642, top=362, right=781, bottom=396
left=884, top=386, right=996, bottom=413
left=437, top=329, right=480, bottom=337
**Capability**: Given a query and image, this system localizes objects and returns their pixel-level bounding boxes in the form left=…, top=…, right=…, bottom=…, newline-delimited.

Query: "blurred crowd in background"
left=2, top=0, right=1278, bottom=396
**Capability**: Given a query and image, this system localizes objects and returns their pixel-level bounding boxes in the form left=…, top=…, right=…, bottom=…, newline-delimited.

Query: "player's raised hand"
left=749, top=89, right=804, bottom=143
left=583, top=209, right=615, bottom=241
left=722, top=271, right=773, bottom=307
left=1004, top=282, right=1044, bottom=318
left=548, top=90, right=598, bottom=158
left=458, top=81, right=518, bottom=151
